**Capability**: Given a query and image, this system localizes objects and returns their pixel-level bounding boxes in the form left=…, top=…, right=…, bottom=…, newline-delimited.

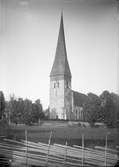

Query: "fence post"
left=45, top=131, right=52, bottom=167
left=63, top=141, right=67, bottom=167
left=104, top=134, right=107, bottom=167
left=25, top=129, right=28, bottom=167
left=105, top=132, right=110, bottom=167
left=82, top=134, right=84, bottom=167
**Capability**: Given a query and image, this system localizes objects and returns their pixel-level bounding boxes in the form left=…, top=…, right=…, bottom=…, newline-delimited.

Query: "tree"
left=0, top=91, right=5, bottom=119
left=7, top=96, right=45, bottom=125
left=100, top=91, right=117, bottom=128
left=110, top=93, right=119, bottom=128
left=0, top=91, right=10, bottom=137
left=7, top=96, right=22, bottom=124
left=23, top=99, right=45, bottom=125
left=34, top=99, right=44, bottom=119
left=31, top=100, right=44, bottom=123
left=23, top=99, right=33, bottom=125
left=83, top=93, right=101, bottom=126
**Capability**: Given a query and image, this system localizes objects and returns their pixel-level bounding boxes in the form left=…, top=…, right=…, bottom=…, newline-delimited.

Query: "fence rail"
left=0, top=138, right=118, bottom=167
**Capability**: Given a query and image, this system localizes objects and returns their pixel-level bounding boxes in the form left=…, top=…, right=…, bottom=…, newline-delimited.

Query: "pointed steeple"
left=50, top=13, right=71, bottom=79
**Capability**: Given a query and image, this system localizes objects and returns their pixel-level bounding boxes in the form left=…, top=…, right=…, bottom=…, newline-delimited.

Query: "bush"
left=0, top=118, right=9, bottom=137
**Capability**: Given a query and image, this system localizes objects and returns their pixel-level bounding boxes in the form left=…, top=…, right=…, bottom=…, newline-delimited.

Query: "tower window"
left=57, top=81, right=59, bottom=88
left=53, top=81, right=60, bottom=88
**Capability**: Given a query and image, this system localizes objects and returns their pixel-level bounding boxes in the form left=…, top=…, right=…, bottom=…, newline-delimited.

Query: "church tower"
left=50, top=13, right=72, bottom=120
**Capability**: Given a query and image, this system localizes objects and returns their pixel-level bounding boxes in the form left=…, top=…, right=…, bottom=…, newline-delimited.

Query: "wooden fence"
left=0, top=137, right=118, bottom=167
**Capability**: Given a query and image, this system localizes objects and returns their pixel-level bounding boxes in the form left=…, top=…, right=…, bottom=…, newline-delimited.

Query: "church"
left=49, top=14, right=88, bottom=120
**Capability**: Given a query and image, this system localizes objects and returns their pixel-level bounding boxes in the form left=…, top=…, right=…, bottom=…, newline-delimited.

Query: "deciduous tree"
left=100, top=91, right=117, bottom=128
left=84, top=93, right=101, bottom=126
left=7, top=96, right=45, bottom=125
left=0, top=91, right=5, bottom=119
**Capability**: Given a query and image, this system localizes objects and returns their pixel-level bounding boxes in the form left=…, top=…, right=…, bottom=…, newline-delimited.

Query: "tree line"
left=0, top=91, right=46, bottom=125
left=83, top=91, right=119, bottom=128
left=0, top=90, right=119, bottom=127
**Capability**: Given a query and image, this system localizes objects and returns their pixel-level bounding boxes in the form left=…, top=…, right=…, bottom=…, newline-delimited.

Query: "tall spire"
left=50, top=13, right=71, bottom=78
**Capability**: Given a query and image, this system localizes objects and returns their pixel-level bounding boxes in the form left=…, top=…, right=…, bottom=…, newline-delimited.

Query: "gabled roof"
left=73, top=91, right=89, bottom=107
left=50, top=13, right=71, bottom=78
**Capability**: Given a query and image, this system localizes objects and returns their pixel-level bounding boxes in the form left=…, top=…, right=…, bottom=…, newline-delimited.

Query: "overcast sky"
left=0, top=0, right=119, bottom=108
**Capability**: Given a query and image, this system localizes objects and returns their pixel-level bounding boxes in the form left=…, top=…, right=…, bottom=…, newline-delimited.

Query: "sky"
left=0, top=0, right=119, bottom=109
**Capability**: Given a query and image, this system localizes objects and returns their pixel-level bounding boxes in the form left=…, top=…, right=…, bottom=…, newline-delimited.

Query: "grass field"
left=8, top=121, right=119, bottom=149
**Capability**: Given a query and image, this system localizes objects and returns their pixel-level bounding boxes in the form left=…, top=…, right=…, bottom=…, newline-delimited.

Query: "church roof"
left=50, top=13, right=71, bottom=78
left=73, top=91, right=89, bottom=107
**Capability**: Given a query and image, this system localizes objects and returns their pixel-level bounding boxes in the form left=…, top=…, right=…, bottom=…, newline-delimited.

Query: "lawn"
left=8, top=121, right=119, bottom=149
